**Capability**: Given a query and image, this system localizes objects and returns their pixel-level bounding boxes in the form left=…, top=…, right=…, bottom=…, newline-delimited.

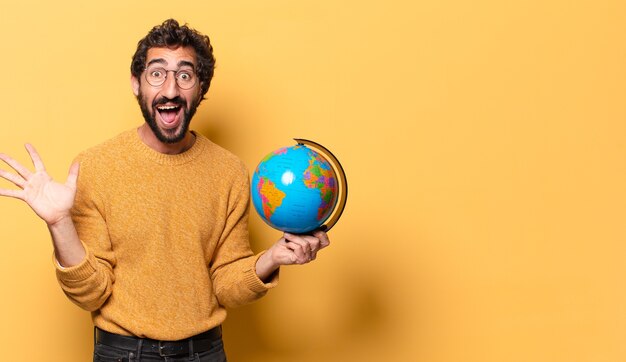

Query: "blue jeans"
left=93, top=335, right=227, bottom=362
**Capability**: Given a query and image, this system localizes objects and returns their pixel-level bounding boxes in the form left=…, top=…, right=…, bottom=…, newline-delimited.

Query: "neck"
left=137, top=124, right=196, bottom=155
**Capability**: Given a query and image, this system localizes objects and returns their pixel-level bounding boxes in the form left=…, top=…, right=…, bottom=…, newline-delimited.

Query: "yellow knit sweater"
left=55, top=128, right=277, bottom=340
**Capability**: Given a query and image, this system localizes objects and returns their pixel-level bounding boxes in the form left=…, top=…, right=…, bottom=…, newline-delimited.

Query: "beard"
left=137, top=90, right=199, bottom=144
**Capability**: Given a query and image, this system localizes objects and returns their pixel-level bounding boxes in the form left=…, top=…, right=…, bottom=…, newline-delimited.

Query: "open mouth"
left=156, top=104, right=183, bottom=126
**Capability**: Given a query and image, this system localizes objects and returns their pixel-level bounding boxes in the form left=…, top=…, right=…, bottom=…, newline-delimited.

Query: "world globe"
left=251, top=139, right=348, bottom=233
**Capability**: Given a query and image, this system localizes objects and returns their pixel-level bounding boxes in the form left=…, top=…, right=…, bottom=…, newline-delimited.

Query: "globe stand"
left=294, top=138, right=348, bottom=232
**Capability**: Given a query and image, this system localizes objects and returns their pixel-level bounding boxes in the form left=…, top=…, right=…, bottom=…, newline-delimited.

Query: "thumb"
left=65, top=162, right=80, bottom=188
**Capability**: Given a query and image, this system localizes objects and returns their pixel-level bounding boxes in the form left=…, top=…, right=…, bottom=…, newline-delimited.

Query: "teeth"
left=157, top=105, right=179, bottom=110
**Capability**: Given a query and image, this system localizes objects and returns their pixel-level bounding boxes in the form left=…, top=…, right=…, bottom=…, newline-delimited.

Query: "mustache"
left=153, top=96, right=185, bottom=108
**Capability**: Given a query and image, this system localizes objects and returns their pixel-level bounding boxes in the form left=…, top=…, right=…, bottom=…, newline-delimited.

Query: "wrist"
left=256, top=249, right=280, bottom=282
left=47, top=213, right=73, bottom=229
left=46, top=213, right=84, bottom=268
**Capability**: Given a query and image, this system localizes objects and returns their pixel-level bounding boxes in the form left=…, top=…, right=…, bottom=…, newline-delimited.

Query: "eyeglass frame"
left=142, top=65, right=198, bottom=90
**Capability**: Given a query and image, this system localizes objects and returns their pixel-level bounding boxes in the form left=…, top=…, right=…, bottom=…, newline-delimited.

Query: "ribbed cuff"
left=243, top=251, right=280, bottom=293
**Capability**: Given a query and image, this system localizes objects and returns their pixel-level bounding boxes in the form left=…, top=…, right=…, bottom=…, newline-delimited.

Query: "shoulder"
left=75, top=129, right=135, bottom=165
left=196, top=132, right=248, bottom=178
left=74, top=129, right=137, bottom=184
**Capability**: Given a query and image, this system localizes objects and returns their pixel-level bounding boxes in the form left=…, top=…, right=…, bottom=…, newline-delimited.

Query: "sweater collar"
left=130, top=128, right=207, bottom=165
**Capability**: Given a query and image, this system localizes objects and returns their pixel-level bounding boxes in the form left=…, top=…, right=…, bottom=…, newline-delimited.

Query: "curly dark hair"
left=131, top=19, right=216, bottom=99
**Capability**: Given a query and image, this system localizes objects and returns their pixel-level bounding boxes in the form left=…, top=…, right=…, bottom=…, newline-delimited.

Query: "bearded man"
left=0, top=19, right=329, bottom=362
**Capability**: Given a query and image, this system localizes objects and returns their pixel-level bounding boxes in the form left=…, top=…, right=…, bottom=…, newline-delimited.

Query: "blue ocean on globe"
left=251, top=144, right=338, bottom=233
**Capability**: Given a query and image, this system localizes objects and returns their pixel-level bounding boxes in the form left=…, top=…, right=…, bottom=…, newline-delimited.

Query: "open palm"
left=0, top=144, right=79, bottom=225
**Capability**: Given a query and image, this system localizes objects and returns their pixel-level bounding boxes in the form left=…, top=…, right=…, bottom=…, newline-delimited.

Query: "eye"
left=149, top=70, right=164, bottom=78
left=178, top=71, right=192, bottom=81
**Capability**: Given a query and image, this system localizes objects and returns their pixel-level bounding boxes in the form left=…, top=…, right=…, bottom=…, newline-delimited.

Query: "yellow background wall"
left=0, top=1, right=625, bottom=361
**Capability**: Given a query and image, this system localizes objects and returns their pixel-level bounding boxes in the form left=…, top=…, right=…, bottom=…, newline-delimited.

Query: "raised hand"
left=0, top=144, right=79, bottom=226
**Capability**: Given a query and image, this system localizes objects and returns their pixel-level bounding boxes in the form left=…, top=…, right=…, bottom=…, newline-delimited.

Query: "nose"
left=160, top=72, right=180, bottom=99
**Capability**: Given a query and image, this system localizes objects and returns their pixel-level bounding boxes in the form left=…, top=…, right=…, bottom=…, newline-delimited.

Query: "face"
left=132, top=47, right=202, bottom=144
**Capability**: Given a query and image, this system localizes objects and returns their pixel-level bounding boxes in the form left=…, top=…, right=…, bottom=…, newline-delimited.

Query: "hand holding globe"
left=251, top=139, right=346, bottom=279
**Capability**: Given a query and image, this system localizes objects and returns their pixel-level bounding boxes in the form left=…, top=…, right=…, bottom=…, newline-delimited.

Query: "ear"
left=131, top=75, right=140, bottom=97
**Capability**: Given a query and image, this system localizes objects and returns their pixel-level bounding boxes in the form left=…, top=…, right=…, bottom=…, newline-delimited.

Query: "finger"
left=285, top=233, right=314, bottom=255
left=306, top=234, right=322, bottom=251
left=309, top=235, right=322, bottom=260
left=296, top=233, right=323, bottom=253
left=65, top=162, right=80, bottom=188
left=284, top=241, right=307, bottom=263
left=298, top=234, right=320, bottom=260
left=274, top=239, right=298, bottom=265
left=0, top=169, right=26, bottom=188
left=24, top=144, right=46, bottom=172
left=0, top=188, right=24, bottom=200
left=283, top=235, right=310, bottom=264
left=0, top=153, right=32, bottom=179
left=312, top=230, right=331, bottom=249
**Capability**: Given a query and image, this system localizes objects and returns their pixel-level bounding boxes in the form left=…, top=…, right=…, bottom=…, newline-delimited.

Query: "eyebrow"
left=146, top=58, right=196, bottom=69
left=177, top=60, right=196, bottom=69
left=146, top=58, right=167, bottom=67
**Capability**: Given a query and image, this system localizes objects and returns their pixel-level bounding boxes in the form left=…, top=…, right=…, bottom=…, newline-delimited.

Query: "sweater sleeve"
left=210, top=165, right=278, bottom=308
left=54, top=157, right=116, bottom=312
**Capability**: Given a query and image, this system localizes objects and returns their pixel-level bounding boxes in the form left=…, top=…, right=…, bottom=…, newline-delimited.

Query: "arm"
left=0, top=144, right=85, bottom=266
left=0, top=145, right=114, bottom=311
left=56, top=153, right=116, bottom=311
left=210, top=166, right=279, bottom=308
left=210, top=165, right=331, bottom=305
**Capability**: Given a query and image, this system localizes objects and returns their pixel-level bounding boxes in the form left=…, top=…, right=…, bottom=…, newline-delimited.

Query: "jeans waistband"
left=95, top=326, right=222, bottom=357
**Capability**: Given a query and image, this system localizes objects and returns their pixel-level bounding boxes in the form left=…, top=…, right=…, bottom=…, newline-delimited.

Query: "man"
left=0, top=19, right=329, bottom=361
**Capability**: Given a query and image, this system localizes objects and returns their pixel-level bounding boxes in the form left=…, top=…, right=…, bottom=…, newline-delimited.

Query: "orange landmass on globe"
left=257, top=177, right=286, bottom=220
left=303, top=157, right=338, bottom=219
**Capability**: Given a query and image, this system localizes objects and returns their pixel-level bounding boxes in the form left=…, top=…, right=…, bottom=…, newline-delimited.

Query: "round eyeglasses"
left=144, top=66, right=197, bottom=89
